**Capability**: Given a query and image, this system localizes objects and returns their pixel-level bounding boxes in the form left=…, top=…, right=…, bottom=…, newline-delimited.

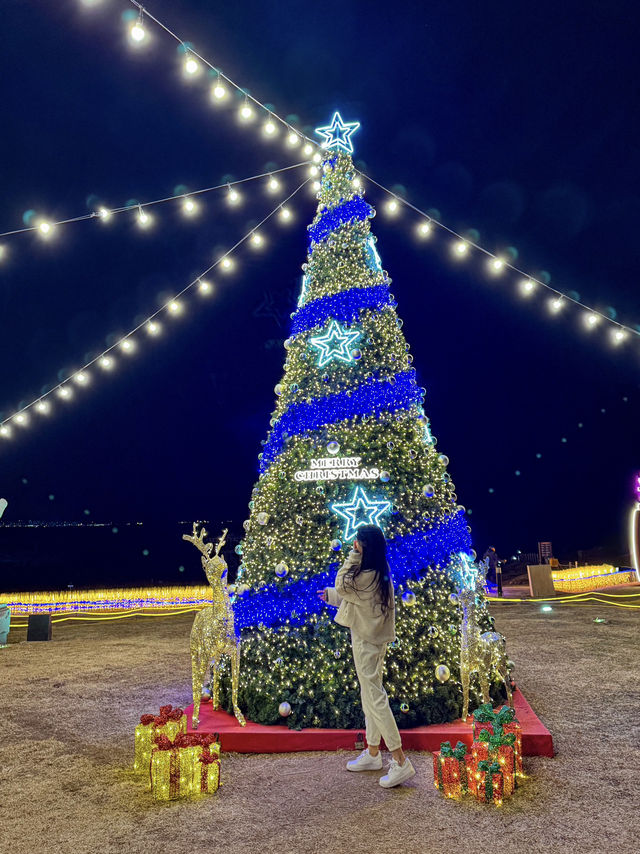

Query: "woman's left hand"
left=317, top=589, right=327, bottom=603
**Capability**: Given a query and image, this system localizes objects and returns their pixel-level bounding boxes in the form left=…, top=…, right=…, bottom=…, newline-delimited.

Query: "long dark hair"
left=346, top=525, right=393, bottom=616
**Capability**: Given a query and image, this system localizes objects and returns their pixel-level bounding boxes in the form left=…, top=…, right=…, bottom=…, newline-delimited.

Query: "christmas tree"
left=229, top=113, right=502, bottom=728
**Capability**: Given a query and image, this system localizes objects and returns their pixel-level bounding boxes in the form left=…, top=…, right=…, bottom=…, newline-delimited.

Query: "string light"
left=0, top=245, right=6, bottom=261
left=168, top=301, right=182, bottom=314
left=37, top=220, right=53, bottom=238
left=183, top=52, right=200, bottom=76
left=129, top=13, right=146, bottom=45
left=488, top=257, right=505, bottom=274
left=549, top=297, right=564, bottom=313
left=100, top=356, right=114, bottom=369
left=520, top=279, right=536, bottom=296
left=227, top=184, right=241, bottom=205
left=211, top=79, right=227, bottom=100
left=584, top=312, right=600, bottom=329
left=250, top=232, right=263, bottom=248
left=120, top=338, right=136, bottom=353
left=182, top=196, right=198, bottom=216
left=35, top=400, right=51, bottom=414
left=385, top=199, right=399, bottom=216
left=0, top=425, right=11, bottom=438
left=267, top=175, right=280, bottom=193
left=303, top=143, right=314, bottom=157
left=57, top=386, right=73, bottom=400
left=453, top=240, right=469, bottom=257
left=612, top=328, right=627, bottom=345
left=263, top=116, right=277, bottom=137
left=287, top=130, right=301, bottom=147
left=198, top=279, right=213, bottom=295
left=239, top=99, right=254, bottom=121
left=74, top=371, right=89, bottom=385
left=98, top=206, right=112, bottom=222
left=137, top=205, right=152, bottom=228
left=146, top=320, right=161, bottom=334
left=14, top=413, right=28, bottom=426
left=416, top=221, right=432, bottom=239
left=220, top=257, right=234, bottom=271
left=279, top=205, right=292, bottom=222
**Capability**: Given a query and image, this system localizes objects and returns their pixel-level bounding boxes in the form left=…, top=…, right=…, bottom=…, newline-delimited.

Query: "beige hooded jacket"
left=325, top=549, right=396, bottom=645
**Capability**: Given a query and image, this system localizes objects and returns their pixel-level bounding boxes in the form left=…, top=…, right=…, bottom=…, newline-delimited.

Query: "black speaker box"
left=27, top=613, right=52, bottom=641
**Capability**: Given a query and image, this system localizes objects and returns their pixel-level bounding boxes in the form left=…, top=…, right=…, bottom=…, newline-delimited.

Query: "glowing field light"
left=541, top=605, right=553, bottom=612
left=267, top=176, right=280, bottom=193
left=279, top=206, right=292, bottom=222
left=250, top=232, right=263, bottom=248
left=99, top=356, right=114, bottom=370
left=212, top=81, right=227, bottom=100
left=416, top=221, right=432, bottom=238
left=584, top=313, right=600, bottom=329
left=612, top=328, right=627, bottom=345
left=35, top=400, right=51, bottom=414
left=198, top=279, right=213, bottom=294
left=521, top=279, right=536, bottom=296
left=182, top=196, right=198, bottom=216
left=549, top=297, right=564, bottom=313
left=74, top=372, right=89, bottom=385
left=385, top=199, right=399, bottom=216
left=57, top=386, right=73, bottom=400
left=120, top=339, right=135, bottom=353
left=453, top=240, right=469, bottom=257
left=146, top=321, right=161, bottom=334
left=168, top=301, right=182, bottom=314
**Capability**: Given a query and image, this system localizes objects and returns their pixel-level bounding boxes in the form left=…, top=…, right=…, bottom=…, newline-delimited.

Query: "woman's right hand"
left=317, top=589, right=327, bottom=603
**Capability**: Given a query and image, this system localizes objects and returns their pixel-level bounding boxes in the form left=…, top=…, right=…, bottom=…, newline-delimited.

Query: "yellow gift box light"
left=134, top=705, right=187, bottom=774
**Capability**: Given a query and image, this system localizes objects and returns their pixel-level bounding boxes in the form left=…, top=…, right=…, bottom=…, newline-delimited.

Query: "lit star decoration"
left=309, top=320, right=362, bottom=367
left=331, top=485, right=392, bottom=541
left=315, top=112, right=361, bottom=154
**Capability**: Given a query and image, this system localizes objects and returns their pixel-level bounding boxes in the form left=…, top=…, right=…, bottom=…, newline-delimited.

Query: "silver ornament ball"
left=435, top=664, right=451, bottom=683
left=278, top=701, right=292, bottom=717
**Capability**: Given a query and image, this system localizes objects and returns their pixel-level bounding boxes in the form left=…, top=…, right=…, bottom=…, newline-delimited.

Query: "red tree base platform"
left=185, top=689, right=553, bottom=756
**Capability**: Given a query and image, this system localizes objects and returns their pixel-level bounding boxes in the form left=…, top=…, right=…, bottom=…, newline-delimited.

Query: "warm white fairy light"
left=168, top=300, right=182, bottom=314
left=137, top=205, right=152, bottom=228
left=267, top=176, right=280, bottom=193
left=0, top=425, right=11, bottom=438
left=57, top=386, right=73, bottom=400
left=303, top=143, right=314, bottom=157
left=198, top=278, right=213, bottom=294
left=312, top=152, right=322, bottom=163
left=489, top=257, right=505, bottom=274
left=312, top=181, right=321, bottom=192
left=74, top=371, right=89, bottom=385
left=35, top=400, right=51, bottom=415
left=220, top=257, right=234, bottom=272
left=239, top=100, right=254, bottom=121
left=453, top=240, right=469, bottom=257
left=129, top=15, right=146, bottom=44
left=146, top=320, right=161, bottom=334
left=227, top=185, right=241, bottom=205
left=38, top=220, right=53, bottom=237
left=308, top=165, right=319, bottom=177
left=352, top=176, right=362, bottom=189
left=250, top=232, right=263, bottom=248
left=14, top=413, right=28, bottom=426
left=98, top=206, right=112, bottom=222
left=182, top=196, right=198, bottom=216
left=120, top=338, right=135, bottom=353
left=99, top=356, right=114, bottom=370
left=211, top=80, right=227, bottom=100
left=183, top=54, right=200, bottom=76
left=549, top=297, right=564, bottom=313
left=416, top=221, right=432, bottom=239
left=263, top=117, right=277, bottom=136
left=520, top=279, right=536, bottom=296
left=612, top=328, right=627, bottom=345
left=385, top=199, right=399, bottom=216
left=287, top=131, right=301, bottom=147
left=584, top=313, right=600, bottom=329
left=0, top=245, right=6, bottom=262
left=279, top=205, right=292, bottom=222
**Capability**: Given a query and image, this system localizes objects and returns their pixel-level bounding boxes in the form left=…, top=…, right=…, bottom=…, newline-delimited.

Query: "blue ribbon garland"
left=290, top=283, right=394, bottom=336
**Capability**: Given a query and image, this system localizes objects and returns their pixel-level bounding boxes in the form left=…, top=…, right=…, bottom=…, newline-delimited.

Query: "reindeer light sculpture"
left=183, top=524, right=246, bottom=729
left=458, top=558, right=512, bottom=720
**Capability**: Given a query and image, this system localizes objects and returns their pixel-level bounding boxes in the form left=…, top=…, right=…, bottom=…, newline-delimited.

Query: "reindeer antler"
left=182, top=522, right=213, bottom=557
left=215, top=528, right=228, bottom=556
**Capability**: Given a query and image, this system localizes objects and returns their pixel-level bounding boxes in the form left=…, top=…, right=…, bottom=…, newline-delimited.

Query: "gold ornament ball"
left=435, top=664, right=451, bottom=683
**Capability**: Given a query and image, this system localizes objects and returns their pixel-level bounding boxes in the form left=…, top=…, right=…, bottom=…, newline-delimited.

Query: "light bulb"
left=279, top=206, right=292, bottom=222
left=612, top=328, right=627, bottom=345
left=35, top=400, right=51, bottom=414
left=267, top=176, right=280, bottom=193
left=98, top=206, right=111, bottom=222
left=120, top=339, right=135, bottom=353
left=303, top=143, right=314, bottom=156
left=74, top=372, right=89, bottom=384
left=352, top=177, right=362, bottom=189
left=312, top=152, right=322, bottom=163
left=520, top=279, right=536, bottom=295
left=38, top=220, right=53, bottom=237
left=184, top=55, right=199, bottom=75
left=57, top=386, right=73, bottom=400
left=99, top=356, right=114, bottom=370
left=198, top=279, right=213, bottom=294
left=146, top=321, right=161, bottom=334
left=416, top=221, right=432, bottom=238
left=239, top=102, right=254, bottom=121
left=287, top=131, right=300, bottom=146
left=308, top=165, right=319, bottom=177
left=585, top=313, right=600, bottom=328
left=130, top=18, right=146, bottom=43
left=182, top=196, right=198, bottom=216
left=250, top=232, right=263, bottom=248
left=549, top=297, right=564, bottom=313
left=168, top=301, right=182, bottom=314
left=385, top=199, right=399, bottom=215
left=489, top=257, right=505, bottom=273
left=453, top=240, right=468, bottom=256
left=220, top=257, right=233, bottom=272
left=312, top=181, right=321, bottom=192
left=137, top=206, right=152, bottom=228
left=263, top=118, right=277, bottom=136
left=0, top=425, right=11, bottom=438
left=212, top=81, right=227, bottom=100
left=227, top=186, right=241, bottom=205
left=14, top=413, right=28, bottom=426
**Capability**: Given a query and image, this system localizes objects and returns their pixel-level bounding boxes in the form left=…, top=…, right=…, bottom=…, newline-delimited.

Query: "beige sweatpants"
left=351, top=631, right=402, bottom=752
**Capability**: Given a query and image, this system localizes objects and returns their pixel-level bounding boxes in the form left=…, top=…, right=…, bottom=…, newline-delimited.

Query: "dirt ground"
left=2, top=598, right=638, bottom=854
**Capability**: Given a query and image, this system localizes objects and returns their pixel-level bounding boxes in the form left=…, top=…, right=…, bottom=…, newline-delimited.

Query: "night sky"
left=1, top=0, right=639, bottom=583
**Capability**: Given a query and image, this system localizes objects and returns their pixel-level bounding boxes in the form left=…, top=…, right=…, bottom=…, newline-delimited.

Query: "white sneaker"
left=346, top=749, right=383, bottom=771
left=379, top=757, right=416, bottom=788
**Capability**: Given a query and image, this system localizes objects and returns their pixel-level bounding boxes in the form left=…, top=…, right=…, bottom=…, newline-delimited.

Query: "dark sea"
left=0, top=521, right=243, bottom=592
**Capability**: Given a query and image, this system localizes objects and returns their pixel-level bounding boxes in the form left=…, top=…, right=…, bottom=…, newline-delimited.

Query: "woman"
left=318, top=524, right=415, bottom=788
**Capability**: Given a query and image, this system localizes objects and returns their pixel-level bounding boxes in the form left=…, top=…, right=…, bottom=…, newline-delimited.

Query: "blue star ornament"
left=309, top=320, right=361, bottom=367
left=315, top=112, right=361, bottom=154
left=331, top=487, right=392, bottom=542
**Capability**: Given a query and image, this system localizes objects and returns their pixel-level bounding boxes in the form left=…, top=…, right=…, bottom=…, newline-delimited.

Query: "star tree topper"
left=331, top=486, right=392, bottom=542
left=315, top=111, right=360, bottom=154
left=309, top=320, right=362, bottom=367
